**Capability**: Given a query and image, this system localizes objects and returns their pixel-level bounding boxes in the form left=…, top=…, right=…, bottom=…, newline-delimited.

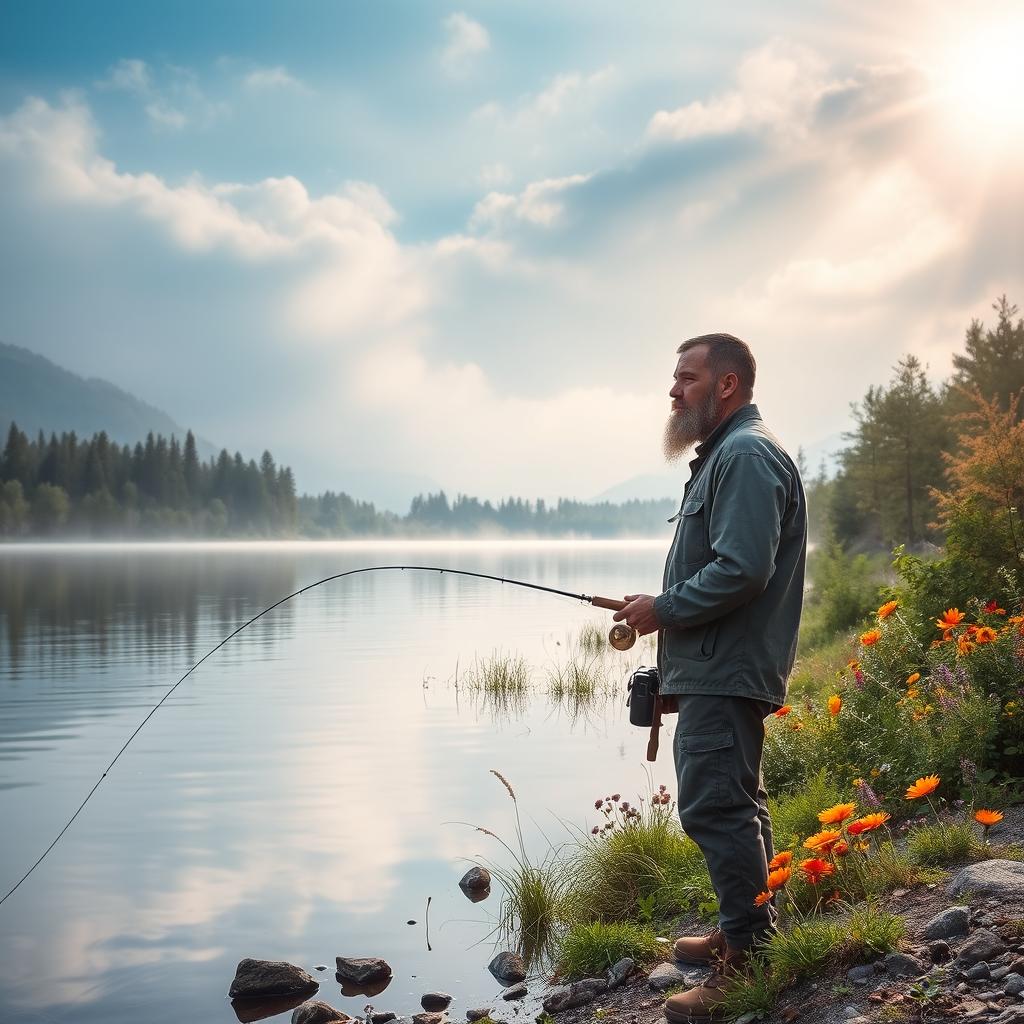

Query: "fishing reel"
left=608, top=622, right=637, bottom=650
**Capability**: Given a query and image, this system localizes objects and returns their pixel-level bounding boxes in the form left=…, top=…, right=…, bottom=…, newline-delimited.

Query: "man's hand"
left=612, top=593, right=661, bottom=636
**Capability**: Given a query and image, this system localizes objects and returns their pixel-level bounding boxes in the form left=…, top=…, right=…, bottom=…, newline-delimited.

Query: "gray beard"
left=663, top=390, right=721, bottom=463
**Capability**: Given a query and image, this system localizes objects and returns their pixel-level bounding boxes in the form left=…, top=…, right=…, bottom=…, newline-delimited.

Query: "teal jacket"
left=654, top=404, right=807, bottom=707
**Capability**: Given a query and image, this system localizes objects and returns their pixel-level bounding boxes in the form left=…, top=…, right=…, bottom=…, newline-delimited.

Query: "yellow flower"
left=877, top=600, right=899, bottom=620
left=906, top=687, right=920, bottom=699
left=828, top=694, right=842, bottom=716
left=906, top=672, right=921, bottom=685
left=847, top=659, right=861, bottom=671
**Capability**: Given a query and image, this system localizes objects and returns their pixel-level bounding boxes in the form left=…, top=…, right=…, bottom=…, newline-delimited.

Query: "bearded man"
left=613, top=333, right=807, bottom=1022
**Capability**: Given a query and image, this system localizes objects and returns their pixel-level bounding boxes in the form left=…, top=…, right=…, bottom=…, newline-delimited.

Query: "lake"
left=0, top=540, right=679, bottom=1024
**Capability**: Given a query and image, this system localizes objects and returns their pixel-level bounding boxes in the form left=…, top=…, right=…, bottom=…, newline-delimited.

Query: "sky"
left=1, top=0, right=1022, bottom=507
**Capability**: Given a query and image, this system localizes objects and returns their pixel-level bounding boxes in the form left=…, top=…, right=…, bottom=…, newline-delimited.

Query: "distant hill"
left=0, top=341, right=215, bottom=456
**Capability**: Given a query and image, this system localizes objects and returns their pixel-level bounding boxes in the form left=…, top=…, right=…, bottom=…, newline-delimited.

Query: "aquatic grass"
left=555, top=920, right=663, bottom=979
left=576, top=620, right=608, bottom=656
left=462, top=650, right=532, bottom=695
left=546, top=651, right=616, bottom=719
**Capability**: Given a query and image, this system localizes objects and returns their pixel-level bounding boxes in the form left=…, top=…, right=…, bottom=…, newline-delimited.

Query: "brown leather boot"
left=663, top=946, right=750, bottom=1022
left=672, top=927, right=725, bottom=966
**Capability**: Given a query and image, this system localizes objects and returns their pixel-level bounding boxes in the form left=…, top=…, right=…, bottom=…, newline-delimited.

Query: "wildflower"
left=768, top=850, right=793, bottom=870
left=774, top=705, right=793, bottom=717
left=984, top=600, right=1005, bottom=614
left=860, top=629, right=882, bottom=646
left=833, top=840, right=850, bottom=857
left=907, top=672, right=921, bottom=685
left=877, top=600, right=899, bottom=620
left=905, top=775, right=940, bottom=800
left=804, top=829, right=843, bottom=854
left=611, top=793, right=621, bottom=802
left=591, top=826, right=600, bottom=835
left=906, top=688, right=920, bottom=699
left=936, top=608, right=966, bottom=630
left=767, top=866, right=792, bottom=890
left=976, top=626, right=998, bottom=644
left=847, top=812, right=890, bottom=834
left=960, top=758, right=978, bottom=785
left=818, top=802, right=857, bottom=825
left=791, top=720, right=804, bottom=731
left=974, top=809, right=1003, bottom=827
left=754, top=890, right=772, bottom=906
left=853, top=670, right=865, bottom=689
left=800, top=858, right=835, bottom=884
left=847, top=659, right=861, bottom=672
left=828, top=695, right=842, bottom=716
left=594, top=799, right=603, bottom=809
left=659, top=784, right=667, bottom=793
left=957, top=636, right=976, bottom=656
left=854, top=840, right=870, bottom=854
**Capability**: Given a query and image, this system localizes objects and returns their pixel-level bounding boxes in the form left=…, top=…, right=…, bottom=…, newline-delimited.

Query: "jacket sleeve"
left=653, top=452, right=790, bottom=629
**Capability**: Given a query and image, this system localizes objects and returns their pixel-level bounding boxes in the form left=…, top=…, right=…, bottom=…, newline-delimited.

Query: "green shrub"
left=768, top=770, right=851, bottom=849
left=555, top=920, right=663, bottom=978
left=907, top=822, right=979, bottom=866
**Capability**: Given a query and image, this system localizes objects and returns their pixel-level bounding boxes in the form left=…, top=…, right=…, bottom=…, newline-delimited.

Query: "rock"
left=950, top=862, right=1024, bottom=900
left=993, top=965, right=1013, bottom=980
left=229, top=959, right=320, bottom=999
left=964, top=962, right=991, bottom=980
left=843, top=1008, right=860, bottom=1019
left=928, top=940, right=951, bottom=962
left=957, top=930, right=1009, bottom=968
left=847, top=964, right=875, bottom=984
left=466, top=1009, right=492, bottom=1022
left=992, top=1009, right=1024, bottom=1024
left=372, top=1014, right=397, bottom=1024
left=459, top=867, right=492, bottom=891
left=923, top=907, right=971, bottom=940
left=733, top=1014, right=759, bottom=1024
left=883, top=952, right=925, bottom=978
left=606, top=957, right=635, bottom=991
left=956, top=982, right=970, bottom=994
left=488, top=952, right=527, bottom=985
left=542, top=979, right=607, bottom=1013
left=335, top=957, right=392, bottom=985
left=502, top=983, right=528, bottom=1001
left=292, top=1002, right=351, bottom=1024
left=647, top=962, right=689, bottom=991
left=421, top=994, right=453, bottom=1012
left=412, top=1014, right=445, bottom=1024
left=1005, top=973, right=1024, bottom=996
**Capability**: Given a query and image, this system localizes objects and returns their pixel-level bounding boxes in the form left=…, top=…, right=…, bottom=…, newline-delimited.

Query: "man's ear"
left=720, top=371, right=739, bottom=400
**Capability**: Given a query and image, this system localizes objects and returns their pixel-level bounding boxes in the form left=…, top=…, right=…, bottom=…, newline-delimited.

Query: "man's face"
left=663, top=345, right=722, bottom=462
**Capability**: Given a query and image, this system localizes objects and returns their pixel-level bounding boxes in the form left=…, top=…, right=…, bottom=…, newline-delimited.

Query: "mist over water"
left=0, top=541, right=675, bottom=1024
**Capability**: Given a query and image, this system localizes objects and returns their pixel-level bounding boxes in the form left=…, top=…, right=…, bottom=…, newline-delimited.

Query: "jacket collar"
left=694, top=402, right=761, bottom=459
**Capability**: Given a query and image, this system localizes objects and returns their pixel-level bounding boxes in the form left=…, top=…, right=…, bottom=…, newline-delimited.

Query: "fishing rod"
left=0, top=564, right=638, bottom=909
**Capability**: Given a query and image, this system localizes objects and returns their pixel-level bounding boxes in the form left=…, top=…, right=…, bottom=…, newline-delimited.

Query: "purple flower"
left=858, top=780, right=882, bottom=809
left=960, top=757, right=978, bottom=785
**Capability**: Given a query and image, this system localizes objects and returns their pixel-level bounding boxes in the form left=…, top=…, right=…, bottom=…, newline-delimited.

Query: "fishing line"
left=0, top=565, right=629, bottom=908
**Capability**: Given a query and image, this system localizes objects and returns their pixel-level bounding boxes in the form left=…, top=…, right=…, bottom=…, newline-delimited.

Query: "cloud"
left=470, top=173, right=591, bottom=230
left=441, top=12, right=490, bottom=74
left=648, top=39, right=850, bottom=143
left=242, top=65, right=308, bottom=92
left=95, top=57, right=151, bottom=94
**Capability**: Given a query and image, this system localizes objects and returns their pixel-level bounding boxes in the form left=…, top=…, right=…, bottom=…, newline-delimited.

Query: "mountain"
left=0, top=341, right=216, bottom=456
left=590, top=471, right=684, bottom=503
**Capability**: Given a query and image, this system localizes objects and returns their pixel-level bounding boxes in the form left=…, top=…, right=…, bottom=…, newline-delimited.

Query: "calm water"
left=0, top=541, right=678, bottom=1024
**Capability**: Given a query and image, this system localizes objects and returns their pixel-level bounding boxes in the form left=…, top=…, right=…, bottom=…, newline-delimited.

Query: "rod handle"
left=590, top=595, right=627, bottom=612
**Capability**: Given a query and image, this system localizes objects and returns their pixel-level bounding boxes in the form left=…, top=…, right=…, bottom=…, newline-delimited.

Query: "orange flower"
left=800, top=858, right=835, bottom=884
left=847, top=659, right=861, bottom=671
left=877, top=600, right=899, bottom=620
left=906, top=672, right=921, bottom=685
left=957, top=636, right=976, bottom=656
left=818, top=802, right=857, bottom=825
left=803, top=829, right=843, bottom=854
left=935, top=608, right=965, bottom=630
left=975, top=626, right=998, bottom=644
left=905, top=775, right=940, bottom=800
left=767, top=866, right=792, bottom=890
left=774, top=705, right=793, bottom=717
left=833, top=840, right=850, bottom=857
left=847, top=812, right=890, bottom=834
left=974, top=809, right=1003, bottom=827
left=753, top=890, right=773, bottom=906
left=828, top=694, right=842, bottom=716
left=768, top=850, right=793, bottom=870
left=860, top=629, right=882, bottom=646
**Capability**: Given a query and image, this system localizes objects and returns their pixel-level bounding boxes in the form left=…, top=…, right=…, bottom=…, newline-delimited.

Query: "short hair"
left=677, top=333, right=756, bottom=397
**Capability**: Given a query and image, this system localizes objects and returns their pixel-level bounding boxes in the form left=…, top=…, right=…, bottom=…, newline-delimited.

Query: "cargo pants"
left=672, top=694, right=778, bottom=949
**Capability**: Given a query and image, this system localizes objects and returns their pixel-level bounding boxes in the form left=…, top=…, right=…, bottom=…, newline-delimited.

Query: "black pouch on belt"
left=626, top=666, right=660, bottom=727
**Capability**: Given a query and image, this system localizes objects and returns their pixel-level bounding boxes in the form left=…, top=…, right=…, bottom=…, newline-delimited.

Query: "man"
left=613, top=333, right=807, bottom=1022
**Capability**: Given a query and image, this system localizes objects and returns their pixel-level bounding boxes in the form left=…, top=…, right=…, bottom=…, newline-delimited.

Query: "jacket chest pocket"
left=672, top=497, right=708, bottom=564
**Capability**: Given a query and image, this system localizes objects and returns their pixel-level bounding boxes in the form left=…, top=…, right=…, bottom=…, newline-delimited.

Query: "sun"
left=935, top=16, right=1024, bottom=141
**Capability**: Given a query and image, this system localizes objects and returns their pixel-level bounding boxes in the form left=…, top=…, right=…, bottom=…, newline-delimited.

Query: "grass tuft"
left=463, top=651, right=532, bottom=694
left=555, top=920, right=663, bottom=978
left=907, top=822, right=980, bottom=866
